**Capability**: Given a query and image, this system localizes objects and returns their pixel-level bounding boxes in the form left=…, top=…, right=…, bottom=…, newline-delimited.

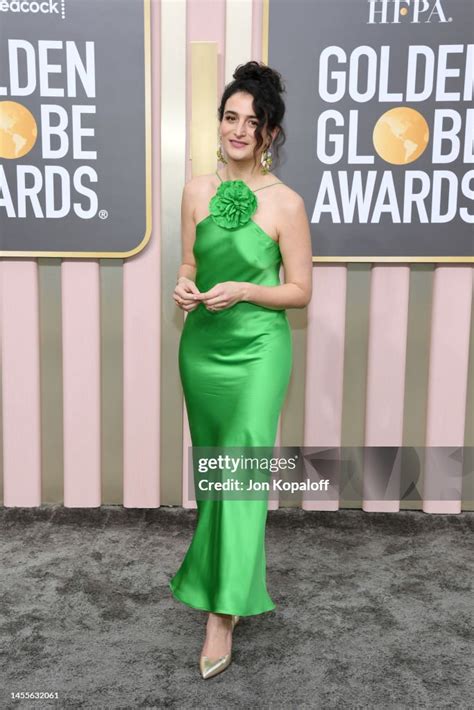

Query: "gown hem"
left=169, top=579, right=276, bottom=617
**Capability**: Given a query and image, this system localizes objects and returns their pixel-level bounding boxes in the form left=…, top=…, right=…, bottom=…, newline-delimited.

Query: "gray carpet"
left=0, top=506, right=472, bottom=709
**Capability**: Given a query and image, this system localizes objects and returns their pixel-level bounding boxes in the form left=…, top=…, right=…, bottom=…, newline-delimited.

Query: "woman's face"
left=220, top=91, right=275, bottom=162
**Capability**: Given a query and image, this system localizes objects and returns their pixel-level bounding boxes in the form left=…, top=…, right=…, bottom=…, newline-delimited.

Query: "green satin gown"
left=169, top=171, right=292, bottom=616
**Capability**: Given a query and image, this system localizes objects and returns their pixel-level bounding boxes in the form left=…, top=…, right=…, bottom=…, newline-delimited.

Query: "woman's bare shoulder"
left=268, top=173, right=299, bottom=195
left=183, top=173, right=217, bottom=197
left=185, top=173, right=217, bottom=186
left=271, top=177, right=304, bottom=211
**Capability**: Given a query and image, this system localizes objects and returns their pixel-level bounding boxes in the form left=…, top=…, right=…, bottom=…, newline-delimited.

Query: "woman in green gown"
left=170, top=61, right=312, bottom=679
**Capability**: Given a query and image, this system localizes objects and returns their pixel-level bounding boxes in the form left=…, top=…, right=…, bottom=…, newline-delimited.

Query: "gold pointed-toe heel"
left=199, top=614, right=239, bottom=679
left=199, top=651, right=232, bottom=679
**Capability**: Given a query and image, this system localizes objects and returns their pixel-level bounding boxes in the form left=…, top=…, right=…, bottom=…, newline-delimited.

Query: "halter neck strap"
left=215, top=170, right=282, bottom=191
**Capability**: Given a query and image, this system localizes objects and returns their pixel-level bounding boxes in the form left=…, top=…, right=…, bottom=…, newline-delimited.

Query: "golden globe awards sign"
left=0, top=0, right=151, bottom=258
left=269, top=0, right=473, bottom=262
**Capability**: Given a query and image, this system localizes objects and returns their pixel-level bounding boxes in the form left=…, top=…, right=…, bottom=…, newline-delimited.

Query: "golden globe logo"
left=0, top=39, right=98, bottom=219
left=0, top=0, right=149, bottom=258
left=367, top=0, right=451, bottom=24
left=315, top=43, right=474, bottom=225
left=0, top=0, right=64, bottom=16
left=0, top=101, right=37, bottom=159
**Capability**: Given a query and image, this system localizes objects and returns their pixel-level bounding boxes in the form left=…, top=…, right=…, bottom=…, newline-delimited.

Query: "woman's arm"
left=177, top=180, right=198, bottom=283
left=241, top=281, right=307, bottom=310
left=241, top=193, right=313, bottom=309
left=174, top=180, right=202, bottom=312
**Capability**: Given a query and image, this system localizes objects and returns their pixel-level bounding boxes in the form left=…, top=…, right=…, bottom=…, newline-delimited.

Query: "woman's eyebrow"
left=225, top=110, right=258, bottom=118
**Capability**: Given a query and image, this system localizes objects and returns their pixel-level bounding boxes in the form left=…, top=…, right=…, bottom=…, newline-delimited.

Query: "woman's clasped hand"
left=174, top=278, right=245, bottom=312
left=173, top=276, right=200, bottom=312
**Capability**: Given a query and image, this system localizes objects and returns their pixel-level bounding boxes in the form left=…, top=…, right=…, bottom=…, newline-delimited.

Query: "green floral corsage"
left=209, top=180, right=258, bottom=229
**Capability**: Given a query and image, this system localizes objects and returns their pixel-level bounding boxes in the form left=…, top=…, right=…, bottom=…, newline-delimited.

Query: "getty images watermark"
left=185, top=446, right=473, bottom=502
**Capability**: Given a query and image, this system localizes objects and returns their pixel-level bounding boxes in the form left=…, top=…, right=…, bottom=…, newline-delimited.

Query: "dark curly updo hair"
left=217, top=61, right=287, bottom=171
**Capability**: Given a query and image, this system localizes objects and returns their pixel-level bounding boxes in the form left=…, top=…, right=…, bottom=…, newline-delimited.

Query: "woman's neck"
left=219, top=164, right=268, bottom=185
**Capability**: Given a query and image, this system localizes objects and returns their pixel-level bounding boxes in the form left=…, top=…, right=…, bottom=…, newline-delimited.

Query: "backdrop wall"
left=0, top=0, right=472, bottom=512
